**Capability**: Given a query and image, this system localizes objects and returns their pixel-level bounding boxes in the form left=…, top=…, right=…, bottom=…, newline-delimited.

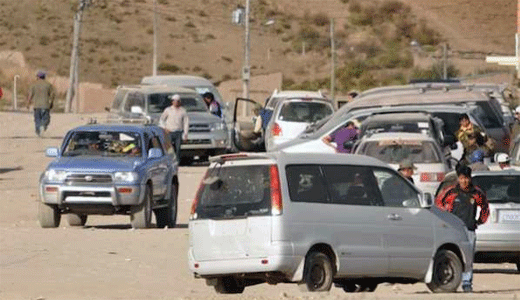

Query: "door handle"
left=387, top=213, right=402, bottom=221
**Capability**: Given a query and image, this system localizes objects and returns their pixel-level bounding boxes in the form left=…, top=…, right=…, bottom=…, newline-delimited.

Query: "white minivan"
left=188, top=152, right=472, bottom=294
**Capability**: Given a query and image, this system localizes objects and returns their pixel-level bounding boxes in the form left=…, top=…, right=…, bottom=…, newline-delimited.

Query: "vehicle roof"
left=117, top=84, right=199, bottom=95
left=472, top=169, right=520, bottom=176
left=359, top=132, right=436, bottom=142
left=71, top=123, right=157, bottom=133
left=214, top=152, right=391, bottom=169
left=362, top=112, right=432, bottom=122
left=141, top=75, right=214, bottom=87
left=271, top=90, right=327, bottom=99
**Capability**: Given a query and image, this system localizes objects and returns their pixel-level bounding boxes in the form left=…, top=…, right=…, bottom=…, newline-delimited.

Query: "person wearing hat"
left=27, top=71, right=56, bottom=137
left=435, top=165, right=489, bottom=293
left=159, top=94, right=189, bottom=162
left=496, top=153, right=512, bottom=170
left=398, top=159, right=416, bottom=184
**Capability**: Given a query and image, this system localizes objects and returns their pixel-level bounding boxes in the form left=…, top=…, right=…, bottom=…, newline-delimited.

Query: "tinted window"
left=286, top=165, right=329, bottom=203
left=362, top=121, right=432, bottom=136
left=278, top=101, right=333, bottom=123
left=321, top=165, right=383, bottom=206
left=63, top=131, right=142, bottom=157
left=196, top=165, right=271, bottom=219
left=373, top=169, right=420, bottom=207
left=471, top=104, right=502, bottom=128
left=431, top=112, right=461, bottom=138
left=357, top=140, right=441, bottom=164
left=473, top=175, right=520, bottom=204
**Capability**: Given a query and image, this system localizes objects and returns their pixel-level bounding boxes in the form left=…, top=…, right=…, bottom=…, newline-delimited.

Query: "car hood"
left=48, top=157, right=144, bottom=173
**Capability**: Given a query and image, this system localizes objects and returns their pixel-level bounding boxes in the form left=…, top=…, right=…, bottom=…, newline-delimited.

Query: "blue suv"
left=38, top=122, right=178, bottom=229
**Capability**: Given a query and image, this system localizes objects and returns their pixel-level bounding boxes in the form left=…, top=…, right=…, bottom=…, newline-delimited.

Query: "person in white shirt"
left=159, top=94, right=189, bottom=161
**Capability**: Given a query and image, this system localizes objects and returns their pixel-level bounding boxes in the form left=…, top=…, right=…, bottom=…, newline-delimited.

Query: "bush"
left=312, top=12, right=329, bottom=27
left=158, top=62, right=180, bottom=73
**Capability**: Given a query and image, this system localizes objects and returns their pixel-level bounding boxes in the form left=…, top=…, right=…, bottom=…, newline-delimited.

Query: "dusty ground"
left=1, top=111, right=519, bottom=300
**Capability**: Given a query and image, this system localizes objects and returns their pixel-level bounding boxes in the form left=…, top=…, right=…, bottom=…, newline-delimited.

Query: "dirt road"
left=1, top=112, right=519, bottom=300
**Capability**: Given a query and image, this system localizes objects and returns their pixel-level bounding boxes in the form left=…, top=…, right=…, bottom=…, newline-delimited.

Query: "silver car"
left=471, top=170, right=520, bottom=272
left=188, top=152, right=472, bottom=294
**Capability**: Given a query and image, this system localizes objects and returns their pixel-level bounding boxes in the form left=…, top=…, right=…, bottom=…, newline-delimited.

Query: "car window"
left=472, top=175, right=520, bottom=204
left=362, top=121, right=431, bottom=136
left=321, top=165, right=383, bottom=206
left=151, top=135, right=164, bottom=155
left=148, top=93, right=207, bottom=113
left=112, top=89, right=129, bottom=110
left=373, top=169, right=420, bottom=207
left=63, top=131, right=142, bottom=157
left=123, top=92, right=145, bottom=112
left=286, top=165, right=329, bottom=203
left=278, top=101, right=333, bottom=123
left=358, top=140, right=441, bottom=164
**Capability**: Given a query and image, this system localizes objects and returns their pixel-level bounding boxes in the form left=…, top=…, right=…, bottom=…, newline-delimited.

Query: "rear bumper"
left=476, top=240, right=520, bottom=252
left=188, top=248, right=302, bottom=279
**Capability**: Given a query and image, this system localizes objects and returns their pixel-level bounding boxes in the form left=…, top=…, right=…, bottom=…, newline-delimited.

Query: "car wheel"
left=426, top=249, right=462, bottom=293
left=67, top=214, right=87, bottom=226
left=214, top=276, right=245, bottom=294
left=38, top=202, right=61, bottom=228
left=302, top=251, right=334, bottom=292
left=131, top=185, right=152, bottom=229
left=156, top=181, right=178, bottom=228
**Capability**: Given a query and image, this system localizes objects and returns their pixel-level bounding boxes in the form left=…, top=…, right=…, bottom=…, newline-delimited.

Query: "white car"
left=263, top=90, right=335, bottom=151
left=354, top=132, right=450, bottom=195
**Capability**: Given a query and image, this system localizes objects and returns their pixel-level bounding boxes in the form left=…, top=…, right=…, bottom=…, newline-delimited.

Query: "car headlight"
left=114, top=172, right=138, bottom=183
left=211, top=122, right=226, bottom=131
left=45, top=169, right=68, bottom=182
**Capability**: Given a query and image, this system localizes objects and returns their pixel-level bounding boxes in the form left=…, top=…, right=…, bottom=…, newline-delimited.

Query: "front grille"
left=185, top=139, right=211, bottom=145
left=65, top=174, right=113, bottom=184
left=189, top=124, right=211, bottom=133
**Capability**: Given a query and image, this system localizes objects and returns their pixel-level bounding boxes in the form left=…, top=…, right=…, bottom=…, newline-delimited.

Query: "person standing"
left=322, top=121, right=359, bottom=153
left=397, top=159, right=416, bottom=184
left=159, top=94, right=189, bottom=162
left=27, top=71, right=56, bottom=137
left=511, top=106, right=520, bottom=149
left=435, top=165, right=489, bottom=293
left=202, top=92, right=222, bottom=118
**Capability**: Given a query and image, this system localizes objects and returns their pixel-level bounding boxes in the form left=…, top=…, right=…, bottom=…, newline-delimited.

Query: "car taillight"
left=190, top=172, right=209, bottom=220
left=420, top=172, right=445, bottom=182
left=271, top=123, right=282, bottom=137
left=270, top=165, right=282, bottom=215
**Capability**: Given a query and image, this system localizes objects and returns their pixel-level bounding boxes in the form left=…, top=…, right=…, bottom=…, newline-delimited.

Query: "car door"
left=372, top=168, right=435, bottom=278
left=150, top=133, right=168, bottom=196
left=232, top=98, right=264, bottom=152
left=144, top=133, right=164, bottom=197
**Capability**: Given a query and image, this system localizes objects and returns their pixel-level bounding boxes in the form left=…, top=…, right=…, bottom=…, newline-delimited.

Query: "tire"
left=38, top=202, right=61, bottom=228
left=214, top=276, right=245, bottom=294
left=131, top=185, right=152, bottom=229
left=426, top=249, right=462, bottom=293
left=302, top=251, right=334, bottom=292
left=67, top=214, right=87, bottom=226
left=156, top=181, right=178, bottom=228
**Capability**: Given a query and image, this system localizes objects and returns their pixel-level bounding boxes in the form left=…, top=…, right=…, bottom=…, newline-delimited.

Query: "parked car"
left=38, top=122, right=179, bottom=229
left=353, top=132, right=450, bottom=195
left=109, top=84, right=228, bottom=163
left=188, top=152, right=472, bottom=294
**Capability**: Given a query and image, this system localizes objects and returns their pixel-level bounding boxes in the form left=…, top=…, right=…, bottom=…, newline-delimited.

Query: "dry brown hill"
left=0, top=0, right=517, bottom=93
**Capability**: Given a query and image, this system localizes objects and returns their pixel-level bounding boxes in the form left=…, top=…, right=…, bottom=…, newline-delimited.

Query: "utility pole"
left=152, top=0, right=158, bottom=76
left=330, top=18, right=335, bottom=102
left=442, top=43, right=448, bottom=80
left=242, top=0, right=251, bottom=99
left=65, top=0, right=89, bottom=113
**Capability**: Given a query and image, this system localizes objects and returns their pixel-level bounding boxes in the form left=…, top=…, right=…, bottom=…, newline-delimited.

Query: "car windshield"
left=363, top=121, right=431, bottom=136
left=62, top=131, right=143, bottom=157
left=196, top=165, right=271, bottom=219
left=148, top=93, right=208, bottom=113
left=358, top=140, right=441, bottom=164
left=473, top=175, right=520, bottom=203
left=278, top=101, right=333, bottom=123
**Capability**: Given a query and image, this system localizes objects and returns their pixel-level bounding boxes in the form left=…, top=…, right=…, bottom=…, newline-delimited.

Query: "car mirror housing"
left=148, top=148, right=163, bottom=159
left=45, top=147, right=59, bottom=157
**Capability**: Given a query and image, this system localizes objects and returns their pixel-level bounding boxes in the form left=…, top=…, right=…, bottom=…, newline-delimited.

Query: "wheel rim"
left=309, top=263, right=325, bottom=288
left=435, top=256, right=455, bottom=284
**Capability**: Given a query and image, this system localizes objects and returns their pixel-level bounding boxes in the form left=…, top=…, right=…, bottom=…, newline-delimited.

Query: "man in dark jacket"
left=435, top=165, right=489, bottom=293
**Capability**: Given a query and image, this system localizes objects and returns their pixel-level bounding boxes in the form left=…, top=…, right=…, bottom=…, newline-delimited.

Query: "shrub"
left=221, top=56, right=233, bottom=63
left=185, top=21, right=196, bottom=28
left=312, top=12, right=329, bottom=27
left=158, top=62, right=180, bottom=73
left=39, top=36, right=50, bottom=46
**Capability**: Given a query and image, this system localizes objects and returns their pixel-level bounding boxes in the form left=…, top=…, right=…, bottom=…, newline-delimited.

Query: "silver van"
left=188, top=152, right=472, bottom=294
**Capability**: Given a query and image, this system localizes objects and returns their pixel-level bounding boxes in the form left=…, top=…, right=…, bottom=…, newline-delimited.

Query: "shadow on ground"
left=0, top=166, right=23, bottom=174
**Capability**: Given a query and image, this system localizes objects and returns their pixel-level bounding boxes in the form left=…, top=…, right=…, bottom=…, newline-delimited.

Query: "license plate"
left=499, top=210, right=520, bottom=222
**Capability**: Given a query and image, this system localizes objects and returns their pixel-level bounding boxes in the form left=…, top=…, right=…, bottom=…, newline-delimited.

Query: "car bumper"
left=182, top=131, right=228, bottom=150
left=40, top=183, right=143, bottom=206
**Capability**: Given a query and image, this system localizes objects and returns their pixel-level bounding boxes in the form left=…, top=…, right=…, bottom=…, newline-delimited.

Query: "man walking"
left=159, top=94, right=189, bottom=162
left=435, top=165, right=489, bottom=293
left=27, top=71, right=56, bottom=137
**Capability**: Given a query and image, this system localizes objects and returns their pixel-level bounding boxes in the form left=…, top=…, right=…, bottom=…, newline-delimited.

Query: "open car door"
left=232, top=98, right=265, bottom=152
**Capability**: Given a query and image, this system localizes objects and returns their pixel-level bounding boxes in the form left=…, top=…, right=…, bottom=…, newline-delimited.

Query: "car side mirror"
left=131, top=106, right=144, bottom=114
left=148, top=148, right=162, bottom=159
left=46, top=147, right=59, bottom=157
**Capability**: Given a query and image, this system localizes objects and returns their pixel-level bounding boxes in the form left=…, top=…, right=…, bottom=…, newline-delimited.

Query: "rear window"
left=362, top=121, right=431, bottom=136
left=278, top=101, right=333, bottom=123
left=472, top=176, right=520, bottom=204
left=196, top=165, right=271, bottom=219
left=357, top=140, right=441, bottom=164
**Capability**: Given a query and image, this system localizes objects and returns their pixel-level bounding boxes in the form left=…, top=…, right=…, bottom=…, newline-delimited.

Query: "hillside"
left=0, top=0, right=517, bottom=96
